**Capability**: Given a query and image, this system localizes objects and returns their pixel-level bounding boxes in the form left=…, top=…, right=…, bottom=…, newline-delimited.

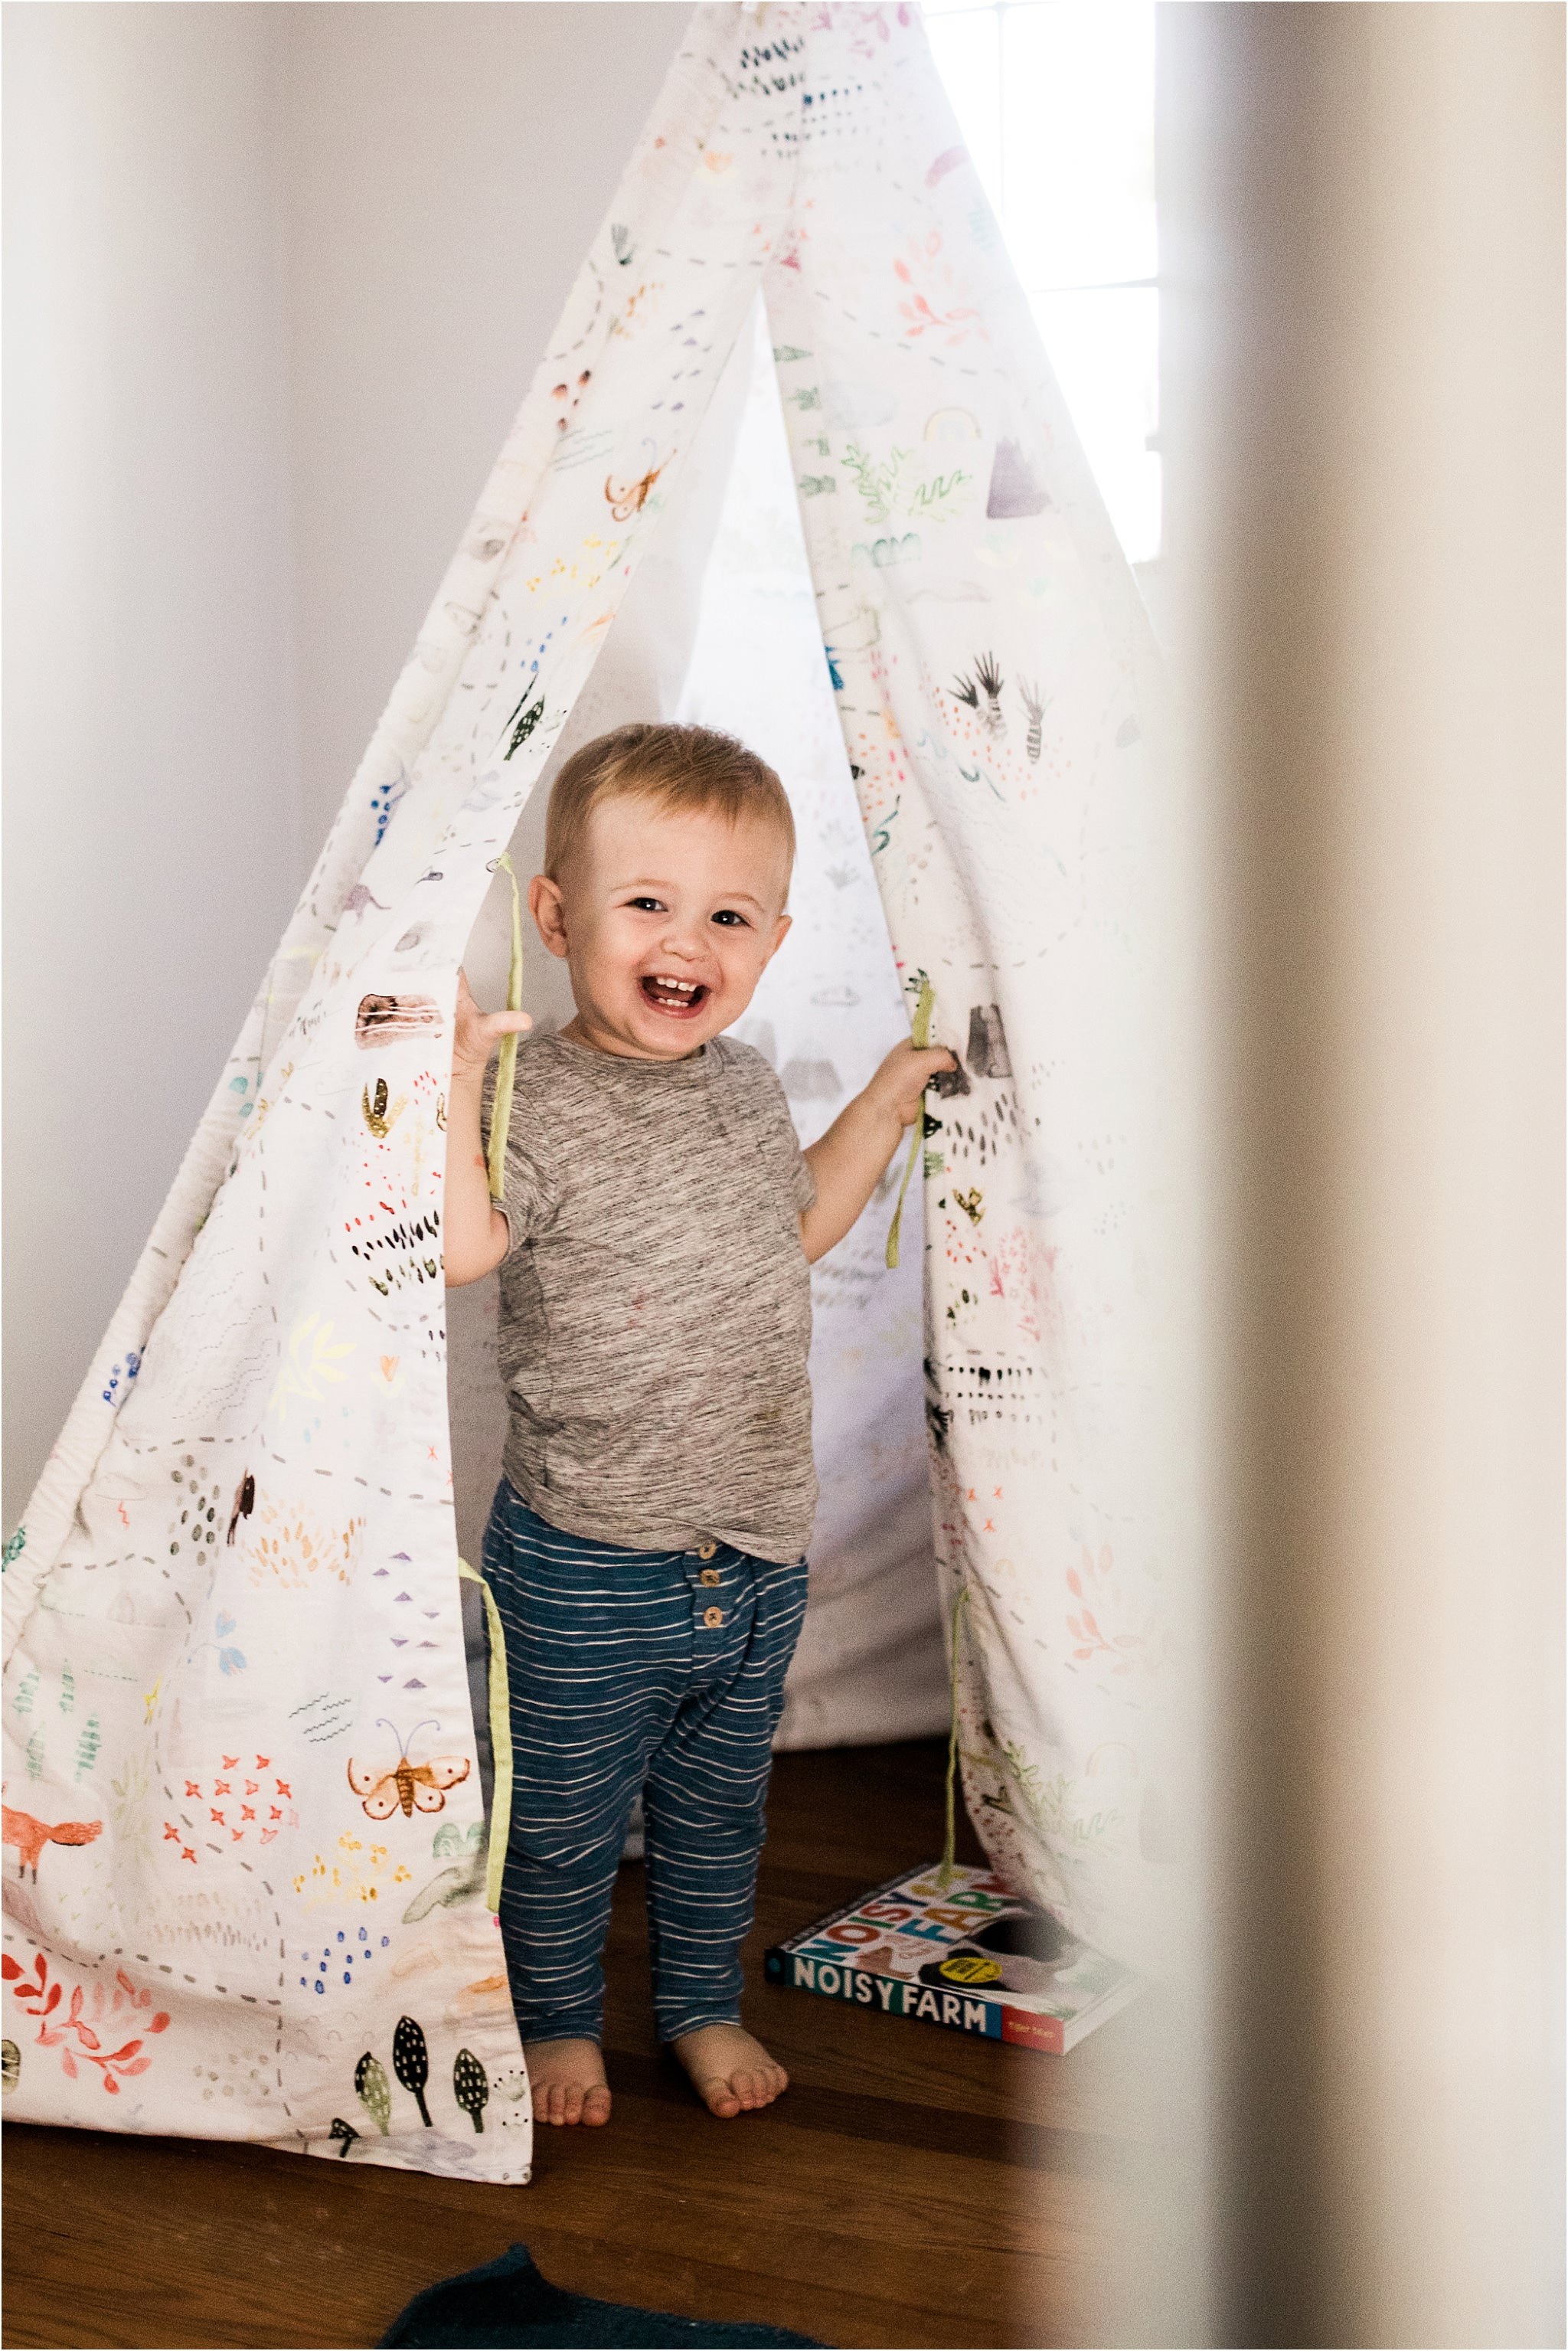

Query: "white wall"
left=2, top=2, right=687, bottom=1523
left=277, top=2, right=688, bottom=853
left=2, top=2, right=299, bottom=1523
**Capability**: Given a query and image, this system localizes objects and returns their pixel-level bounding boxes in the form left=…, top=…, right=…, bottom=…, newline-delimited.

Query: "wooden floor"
left=3, top=1741, right=1163, bottom=2349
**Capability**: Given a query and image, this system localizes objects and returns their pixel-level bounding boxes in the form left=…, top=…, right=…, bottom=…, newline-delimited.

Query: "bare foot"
left=671, top=2022, right=789, bottom=2118
left=524, top=2035, right=611, bottom=2126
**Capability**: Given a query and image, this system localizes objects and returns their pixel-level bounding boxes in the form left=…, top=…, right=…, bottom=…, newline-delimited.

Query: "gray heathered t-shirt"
left=489, top=1029, right=817, bottom=1565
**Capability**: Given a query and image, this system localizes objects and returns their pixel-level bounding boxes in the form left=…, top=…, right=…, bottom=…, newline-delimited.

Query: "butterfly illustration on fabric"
left=347, top=1720, right=470, bottom=1821
left=604, top=461, right=662, bottom=522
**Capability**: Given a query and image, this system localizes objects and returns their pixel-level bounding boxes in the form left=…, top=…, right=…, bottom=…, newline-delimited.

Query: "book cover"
left=763, top=1862, right=1139, bottom=2055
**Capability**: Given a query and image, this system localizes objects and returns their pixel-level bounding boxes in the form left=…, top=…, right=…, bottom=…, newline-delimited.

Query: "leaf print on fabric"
left=1065, top=1545, right=1168, bottom=1678
left=893, top=230, right=983, bottom=348
left=267, top=1315, right=354, bottom=1427
left=2, top=1954, right=168, bottom=2093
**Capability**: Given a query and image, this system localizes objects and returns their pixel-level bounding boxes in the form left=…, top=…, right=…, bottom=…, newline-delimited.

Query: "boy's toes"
left=743, top=2062, right=788, bottom=2110
left=524, top=2036, right=610, bottom=2127
left=671, top=2023, right=789, bottom=2119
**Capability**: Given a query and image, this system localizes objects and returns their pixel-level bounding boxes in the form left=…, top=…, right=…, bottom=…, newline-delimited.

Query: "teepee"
left=2, top=0, right=1165, bottom=2184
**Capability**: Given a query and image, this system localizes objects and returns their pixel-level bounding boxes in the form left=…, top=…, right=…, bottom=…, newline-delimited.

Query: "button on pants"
left=480, top=1480, right=809, bottom=2045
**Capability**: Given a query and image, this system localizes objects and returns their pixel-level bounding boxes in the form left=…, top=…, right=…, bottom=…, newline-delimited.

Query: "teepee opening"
left=451, top=300, right=949, bottom=1763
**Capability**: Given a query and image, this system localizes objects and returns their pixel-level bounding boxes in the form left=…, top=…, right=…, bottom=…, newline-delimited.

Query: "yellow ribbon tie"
left=936, top=1581, right=970, bottom=1892
left=457, top=1558, right=512, bottom=1915
left=885, top=975, right=936, bottom=1270
left=485, top=852, right=524, bottom=1206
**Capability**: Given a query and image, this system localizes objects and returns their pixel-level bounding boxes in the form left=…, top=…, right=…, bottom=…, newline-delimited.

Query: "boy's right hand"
left=452, top=967, right=532, bottom=1084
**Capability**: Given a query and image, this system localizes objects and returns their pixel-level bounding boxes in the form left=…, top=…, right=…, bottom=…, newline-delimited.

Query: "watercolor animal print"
left=2, top=1808, right=103, bottom=1883
left=348, top=1722, right=470, bottom=1821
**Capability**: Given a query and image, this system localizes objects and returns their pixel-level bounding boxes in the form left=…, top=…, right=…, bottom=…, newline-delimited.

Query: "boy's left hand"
left=799, top=1038, right=958, bottom=1265
left=866, top=1038, right=958, bottom=1130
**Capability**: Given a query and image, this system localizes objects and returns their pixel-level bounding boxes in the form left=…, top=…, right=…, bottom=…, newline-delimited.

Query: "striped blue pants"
left=481, top=1480, right=809, bottom=2045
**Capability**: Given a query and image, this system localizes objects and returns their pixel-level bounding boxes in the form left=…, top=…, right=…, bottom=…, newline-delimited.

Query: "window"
left=921, top=0, right=1160, bottom=565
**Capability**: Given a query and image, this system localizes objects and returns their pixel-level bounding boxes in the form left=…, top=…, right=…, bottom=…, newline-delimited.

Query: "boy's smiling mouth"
left=640, top=973, right=710, bottom=1016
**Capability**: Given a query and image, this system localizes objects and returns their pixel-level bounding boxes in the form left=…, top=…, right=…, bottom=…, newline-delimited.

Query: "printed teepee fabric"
left=3, top=2, right=1165, bottom=2179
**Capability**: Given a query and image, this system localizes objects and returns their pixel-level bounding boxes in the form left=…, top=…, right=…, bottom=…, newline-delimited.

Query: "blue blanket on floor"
left=378, top=2244, right=823, bottom=2349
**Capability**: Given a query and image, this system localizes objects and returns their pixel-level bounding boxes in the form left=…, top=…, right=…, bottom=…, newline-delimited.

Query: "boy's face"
left=529, top=794, right=792, bottom=1060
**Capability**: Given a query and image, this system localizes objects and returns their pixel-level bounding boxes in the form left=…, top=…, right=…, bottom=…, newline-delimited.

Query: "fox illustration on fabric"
left=3, top=1806, right=103, bottom=1882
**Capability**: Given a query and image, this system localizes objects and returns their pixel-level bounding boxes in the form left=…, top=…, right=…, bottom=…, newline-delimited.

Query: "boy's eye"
left=711, top=909, right=749, bottom=929
left=627, top=896, right=665, bottom=913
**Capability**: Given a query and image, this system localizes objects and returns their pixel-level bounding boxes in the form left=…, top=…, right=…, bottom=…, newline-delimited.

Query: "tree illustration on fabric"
left=329, top=2116, right=361, bottom=2158
left=452, top=2047, right=489, bottom=2132
left=354, top=2051, right=391, bottom=2136
left=393, top=2015, right=432, bottom=2125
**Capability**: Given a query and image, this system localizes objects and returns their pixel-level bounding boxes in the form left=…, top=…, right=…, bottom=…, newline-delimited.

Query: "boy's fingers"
left=475, top=1012, right=532, bottom=1045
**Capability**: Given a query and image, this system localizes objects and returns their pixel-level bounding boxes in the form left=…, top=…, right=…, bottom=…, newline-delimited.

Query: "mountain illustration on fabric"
left=985, top=435, right=1052, bottom=519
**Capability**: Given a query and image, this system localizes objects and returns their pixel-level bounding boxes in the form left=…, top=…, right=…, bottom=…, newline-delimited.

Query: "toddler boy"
left=444, top=721, right=951, bottom=2126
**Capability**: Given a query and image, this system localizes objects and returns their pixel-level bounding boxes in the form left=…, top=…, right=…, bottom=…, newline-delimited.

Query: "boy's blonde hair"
left=544, top=722, right=795, bottom=881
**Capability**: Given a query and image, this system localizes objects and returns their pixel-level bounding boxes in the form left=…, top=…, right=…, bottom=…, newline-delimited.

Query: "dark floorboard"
left=2, top=1741, right=1160, bottom=2349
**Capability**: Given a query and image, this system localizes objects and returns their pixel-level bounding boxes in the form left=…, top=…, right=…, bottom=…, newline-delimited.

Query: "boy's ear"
left=763, top=911, right=792, bottom=965
left=528, top=872, right=570, bottom=961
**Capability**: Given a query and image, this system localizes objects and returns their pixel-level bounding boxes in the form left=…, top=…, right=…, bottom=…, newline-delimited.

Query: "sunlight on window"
left=921, top=0, right=1160, bottom=563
